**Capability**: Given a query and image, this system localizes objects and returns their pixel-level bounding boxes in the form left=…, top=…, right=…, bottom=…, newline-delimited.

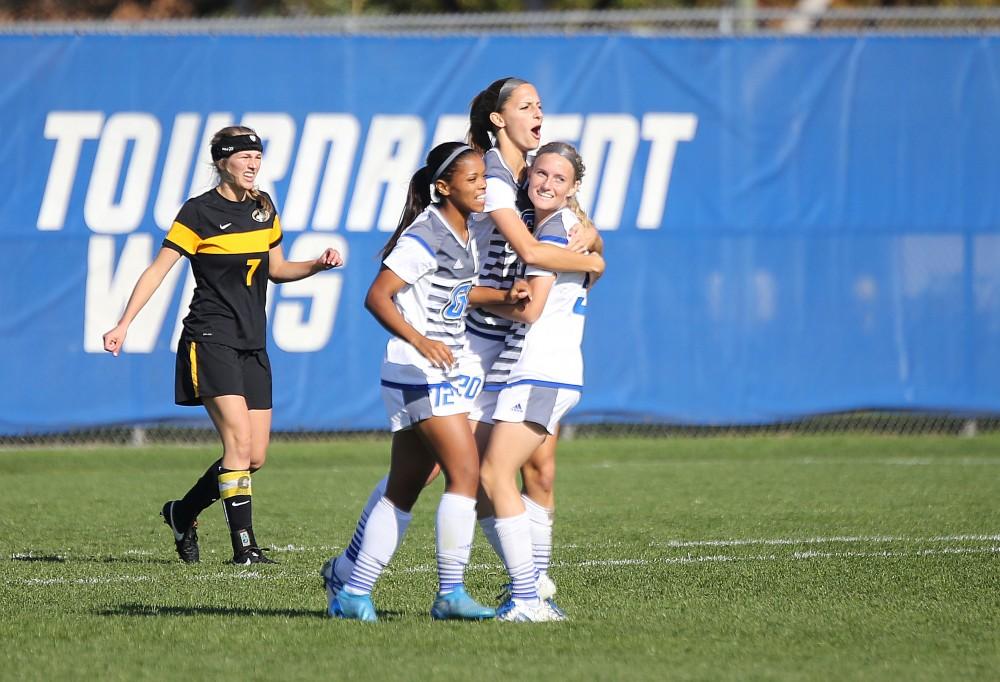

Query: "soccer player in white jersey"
left=322, top=78, right=604, bottom=610
left=465, top=78, right=604, bottom=600
left=327, top=142, right=523, bottom=622
left=479, top=142, right=597, bottom=622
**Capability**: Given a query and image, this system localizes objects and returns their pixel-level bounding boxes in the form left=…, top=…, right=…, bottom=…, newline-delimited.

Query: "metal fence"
left=4, top=7, right=999, bottom=446
left=3, top=413, right=999, bottom=449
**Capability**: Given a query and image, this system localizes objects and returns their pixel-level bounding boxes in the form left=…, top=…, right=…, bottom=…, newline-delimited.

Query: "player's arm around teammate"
left=103, top=125, right=342, bottom=566
left=465, top=78, right=604, bottom=602
left=467, top=77, right=604, bottom=274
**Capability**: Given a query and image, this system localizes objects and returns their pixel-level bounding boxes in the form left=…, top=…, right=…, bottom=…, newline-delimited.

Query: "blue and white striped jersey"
left=485, top=207, right=588, bottom=389
left=467, top=148, right=534, bottom=340
left=380, top=206, right=480, bottom=386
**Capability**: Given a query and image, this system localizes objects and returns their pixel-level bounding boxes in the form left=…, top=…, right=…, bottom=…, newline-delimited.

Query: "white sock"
left=522, top=494, right=554, bottom=580
left=340, top=475, right=389, bottom=582
left=478, top=516, right=505, bottom=562
left=495, top=512, right=538, bottom=603
left=344, top=496, right=411, bottom=596
left=436, top=493, right=477, bottom=594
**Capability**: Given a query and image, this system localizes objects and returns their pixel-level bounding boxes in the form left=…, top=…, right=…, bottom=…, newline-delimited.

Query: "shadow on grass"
left=92, top=555, right=177, bottom=565
left=11, top=554, right=66, bottom=563
left=97, top=603, right=406, bottom=620
left=12, top=553, right=177, bottom=566
left=98, top=603, right=326, bottom=619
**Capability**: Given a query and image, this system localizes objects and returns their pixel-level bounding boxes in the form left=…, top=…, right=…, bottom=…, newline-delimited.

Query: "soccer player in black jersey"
left=103, top=126, right=343, bottom=565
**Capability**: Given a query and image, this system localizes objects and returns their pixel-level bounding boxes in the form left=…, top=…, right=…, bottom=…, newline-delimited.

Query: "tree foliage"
left=1, top=0, right=991, bottom=22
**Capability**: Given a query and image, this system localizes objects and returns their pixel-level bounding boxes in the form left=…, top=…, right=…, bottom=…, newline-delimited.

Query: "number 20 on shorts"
left=432, top=374, right=482, bottom=407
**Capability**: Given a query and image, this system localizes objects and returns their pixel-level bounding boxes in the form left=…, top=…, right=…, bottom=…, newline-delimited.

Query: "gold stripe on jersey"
left=198, top=228, right=274, bottom=255
left=270, top=215, right=283, bottom=247
left=189, top=342, right=199, bottom=397
left=165, top=222, right=202, bottom=255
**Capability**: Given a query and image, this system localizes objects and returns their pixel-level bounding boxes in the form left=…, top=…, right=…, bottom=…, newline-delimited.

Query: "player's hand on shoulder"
left=102, top=325, right=127, bottom=357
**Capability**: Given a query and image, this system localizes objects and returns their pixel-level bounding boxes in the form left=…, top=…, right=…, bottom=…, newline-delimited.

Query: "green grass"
left=2, top=435, right=998, bottom=681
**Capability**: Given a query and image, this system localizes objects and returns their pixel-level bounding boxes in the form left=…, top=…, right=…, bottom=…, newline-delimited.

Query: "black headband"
left=211, top=133, right=263, bottom=161
left=495, top=78, right=528, bottom=112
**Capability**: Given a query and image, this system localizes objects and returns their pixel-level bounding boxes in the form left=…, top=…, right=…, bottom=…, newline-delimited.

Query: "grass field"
left=2, top=435, right=998, bottom=681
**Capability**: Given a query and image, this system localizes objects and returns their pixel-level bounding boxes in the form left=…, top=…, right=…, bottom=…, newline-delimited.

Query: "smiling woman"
left=101, top=125, right=344, bottom=566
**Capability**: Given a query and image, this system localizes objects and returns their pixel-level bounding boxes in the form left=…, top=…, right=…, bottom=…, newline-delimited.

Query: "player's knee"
left=479, top=458, right=506, bottom=499
left=442, top=457, right=479, bottom=496
left=248, top=448, right=267, bottom=472
left=226, top=431, right=253, bottom=465
left=522, top=460, right=556, bottom=496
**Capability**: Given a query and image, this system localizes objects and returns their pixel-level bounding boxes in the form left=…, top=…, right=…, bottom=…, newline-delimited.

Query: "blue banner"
left=1, top=34, right=998, bottom=433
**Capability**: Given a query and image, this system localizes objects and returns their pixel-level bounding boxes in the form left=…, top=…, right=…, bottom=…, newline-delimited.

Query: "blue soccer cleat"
left=430, top=585, right=496, bottom=621
left=320, top=556, right=345, bottom=602
left=328, top=591, right=377, bottom=622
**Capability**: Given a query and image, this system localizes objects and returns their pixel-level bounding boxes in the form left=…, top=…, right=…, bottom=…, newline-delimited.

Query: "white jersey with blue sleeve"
left=467, top=148, right=534, bottom=340
left=486, top=207, right=588, bottom=389
left=380, top=206, right=480, bottom=388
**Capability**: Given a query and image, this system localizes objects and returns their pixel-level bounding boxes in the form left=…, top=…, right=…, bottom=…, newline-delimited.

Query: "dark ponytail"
left=380, top=142, right=478, bottom=260
left=467, top=76, right=529, bottom=154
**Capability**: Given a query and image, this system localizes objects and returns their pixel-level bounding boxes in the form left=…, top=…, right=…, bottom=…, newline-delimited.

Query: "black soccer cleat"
left=161, top=500, right=200, bottom=564
left=231, top=547, right=278, bottom=566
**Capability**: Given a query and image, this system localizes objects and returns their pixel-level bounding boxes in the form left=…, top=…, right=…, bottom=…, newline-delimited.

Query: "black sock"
left=172, top=458, right=222, bottom=529
left=218, top=467, right=255, bottom=555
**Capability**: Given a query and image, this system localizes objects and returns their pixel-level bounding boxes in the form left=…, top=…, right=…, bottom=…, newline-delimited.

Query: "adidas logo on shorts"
left=512, top=403, right=524, bottom=413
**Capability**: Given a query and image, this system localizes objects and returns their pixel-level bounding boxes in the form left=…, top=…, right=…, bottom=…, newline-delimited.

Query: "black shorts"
left=175, top=339, right=273, bottom=410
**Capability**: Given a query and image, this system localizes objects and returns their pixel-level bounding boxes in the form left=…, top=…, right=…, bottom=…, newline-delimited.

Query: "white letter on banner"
left=154, top=113, right=201, bottom=231
left=241, top=113, right=296, bottom=207
left=577, top=114, right=639, bottom=231
left=84, top=234, right=184, bottom=353
left=188, top=113, right=235, bottom=196
left=347, top=115, right=425, bottom=232
left=539, top=115, right=584, bottom=146
left=38, top=112, right=105, bottom=231
left=272, top=234, right=349, bottom=352
left=283, top=114, right=360, bottom=231
left=637, top=114, right=698, bottom=230
left=430, top=115, right=470, bottom=147
left=84, top=113, right=161, bottom=234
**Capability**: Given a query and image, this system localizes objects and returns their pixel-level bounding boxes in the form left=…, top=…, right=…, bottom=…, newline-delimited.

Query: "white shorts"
left=492, top=382, right=581, bottom=435
left=466, top=331, right=506, bottom=424
left=381, top=375, right=484, bottom=433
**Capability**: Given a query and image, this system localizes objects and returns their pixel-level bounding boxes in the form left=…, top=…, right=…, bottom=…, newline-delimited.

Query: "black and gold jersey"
left=163, top=189, right=283, bottom=350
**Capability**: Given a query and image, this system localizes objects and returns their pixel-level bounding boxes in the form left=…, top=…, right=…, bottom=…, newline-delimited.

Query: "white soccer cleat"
left=536, top=573, right=557, bottom=601
left=496, top=598, right=566, bottom=623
